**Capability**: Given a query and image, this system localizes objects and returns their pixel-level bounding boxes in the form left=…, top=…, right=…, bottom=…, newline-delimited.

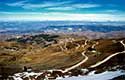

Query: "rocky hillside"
left=0, top=34, right=125, bottom=79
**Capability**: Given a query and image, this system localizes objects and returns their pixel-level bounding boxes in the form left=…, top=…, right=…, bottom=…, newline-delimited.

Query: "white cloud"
left=0, top=12, right=125, bottom=21
left=6, top=1, right=72, bottom=9
left=6, top=1, right=26, bottom=7
left=72, top=4, right=101, bottom=8
left=6, top=1, right=100, bottom=10
left=47, top=7, right=74, bottom=10
left=104, top=10, right=121, bottom=13
left=46, top=3, right=101, bottom=10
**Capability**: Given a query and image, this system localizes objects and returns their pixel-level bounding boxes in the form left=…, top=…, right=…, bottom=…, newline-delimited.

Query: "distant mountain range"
left=0, top=21, right=125, bottom=39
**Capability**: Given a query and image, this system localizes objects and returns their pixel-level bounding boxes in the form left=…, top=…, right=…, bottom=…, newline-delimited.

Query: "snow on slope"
left=60, top=70, right=125, bottom=80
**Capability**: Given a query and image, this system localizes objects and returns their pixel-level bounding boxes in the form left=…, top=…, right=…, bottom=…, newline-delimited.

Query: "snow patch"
left=60, top=70, right=125, bottom=80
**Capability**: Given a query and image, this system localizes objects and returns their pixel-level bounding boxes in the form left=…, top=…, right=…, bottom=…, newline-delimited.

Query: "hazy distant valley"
left=0, top=21, right=125, bottom=40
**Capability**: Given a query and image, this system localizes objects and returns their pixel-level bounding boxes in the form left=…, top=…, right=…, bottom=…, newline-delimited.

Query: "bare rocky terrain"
left=0, top=33, right=125, bottom=80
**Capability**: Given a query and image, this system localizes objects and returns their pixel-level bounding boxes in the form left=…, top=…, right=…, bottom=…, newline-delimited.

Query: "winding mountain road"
left=62, top=40, right=125, bottom=72
left=92, top=42, right=99, bottom=48
left=62, top=51, right=88, bottom=73
left=61, top=40, right=89, bottom=73
left=90, top=40, right=125, bottom=68
left=11, top=40, right=125, bottom=80
left=58, top=40, right=125, bottom=73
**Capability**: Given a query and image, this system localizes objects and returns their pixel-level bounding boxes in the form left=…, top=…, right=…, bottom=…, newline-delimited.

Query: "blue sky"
left=0, top=0, right=125, bottom=21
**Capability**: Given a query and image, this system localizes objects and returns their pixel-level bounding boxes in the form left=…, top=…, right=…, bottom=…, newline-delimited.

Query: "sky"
left=0, top=0, right=125, bottom=21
